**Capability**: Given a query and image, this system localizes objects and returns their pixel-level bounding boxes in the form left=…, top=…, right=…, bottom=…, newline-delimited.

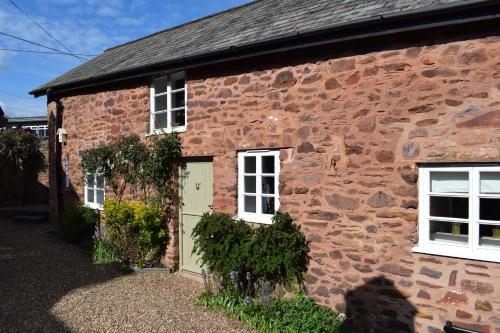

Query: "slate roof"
left=32, top=0, right=475, bottom=94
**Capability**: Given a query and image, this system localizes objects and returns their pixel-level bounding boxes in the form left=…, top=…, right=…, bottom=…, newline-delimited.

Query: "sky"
left=0, top=0, right=249, bottom=117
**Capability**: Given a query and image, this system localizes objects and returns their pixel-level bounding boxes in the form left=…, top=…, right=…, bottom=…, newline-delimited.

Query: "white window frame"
left=84, top=173, right=105, bottom=210
left=238, top=150, right=280, bottom=224
left=413, top=165, right=500, bottom=263
left=150, top=72, right=187, bottom=134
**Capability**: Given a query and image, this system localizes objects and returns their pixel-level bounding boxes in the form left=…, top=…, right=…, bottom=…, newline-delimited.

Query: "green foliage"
left=91, top=238, right=120, bottom=264
left=192, top=212, right=310, bottom=290
left=103, top=198, right=167, bottom=266
left=0, top=128, right=45, bottom=173
left=80, top=133, right=181, bottom=204
left=58, top=204, right=98, bottom=243
left=197, top=291, right=345, bottom=333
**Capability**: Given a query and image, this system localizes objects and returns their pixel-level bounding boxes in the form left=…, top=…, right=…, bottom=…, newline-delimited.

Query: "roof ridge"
left=105, top=0, right=265, bottom=52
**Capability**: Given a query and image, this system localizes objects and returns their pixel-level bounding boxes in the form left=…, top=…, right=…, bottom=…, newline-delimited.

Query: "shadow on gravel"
left=0, top=218, right=125, bottom=333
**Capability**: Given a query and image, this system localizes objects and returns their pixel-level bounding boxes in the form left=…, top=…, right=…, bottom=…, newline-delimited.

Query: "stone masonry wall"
left=51, top=30, right=500, bottom=332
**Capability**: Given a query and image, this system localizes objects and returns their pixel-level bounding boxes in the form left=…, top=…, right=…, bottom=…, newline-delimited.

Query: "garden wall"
left=48, top=25, right=500, bottom=332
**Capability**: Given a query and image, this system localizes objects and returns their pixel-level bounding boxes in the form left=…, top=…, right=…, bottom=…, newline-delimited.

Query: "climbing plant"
left=80, top=133, right=182, bottom=204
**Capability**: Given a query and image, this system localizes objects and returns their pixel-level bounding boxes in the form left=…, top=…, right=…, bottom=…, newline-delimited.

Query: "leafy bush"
left=192, top=212, right=310, bottom=291
left=197, top=291, right=345, bottom=333
left=58, top=204, right=98, bottom=243
left=103, top=198, right=167, bottom=266
left=91, top=238, right=119, bottom=264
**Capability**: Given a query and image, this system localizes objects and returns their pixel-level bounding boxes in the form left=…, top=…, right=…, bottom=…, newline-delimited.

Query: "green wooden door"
left=179, top=160, right=213, bottom=274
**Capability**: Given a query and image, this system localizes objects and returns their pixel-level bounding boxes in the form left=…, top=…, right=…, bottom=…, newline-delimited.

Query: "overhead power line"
left=0, top=31, right=88, bottom=60
left=7, top=0, right=79, bottom=60
left=0, top=47, right=96, bottom=57
left=0, top=90, right=46, bottom=101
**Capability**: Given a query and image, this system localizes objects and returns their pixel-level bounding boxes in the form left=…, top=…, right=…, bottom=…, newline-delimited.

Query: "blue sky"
left=0, top=0, right=249, bottom=117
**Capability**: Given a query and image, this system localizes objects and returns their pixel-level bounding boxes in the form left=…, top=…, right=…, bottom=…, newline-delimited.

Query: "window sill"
left=84, top=203, right=104, bottom=211
left=412, top=245, right=500, bottom=263
left=146, top=127, right=187, bottom=136
left=236, top=214, right=273, bottom=225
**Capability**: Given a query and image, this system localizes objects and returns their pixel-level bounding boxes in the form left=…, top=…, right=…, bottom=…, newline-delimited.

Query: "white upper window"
left=150, top=72, right=186, bottom=133
left=414, top=165, right=500, bottom=263
left=238, top=150, right=280, bottom=224
left=84, top=173, right=105, bottom=209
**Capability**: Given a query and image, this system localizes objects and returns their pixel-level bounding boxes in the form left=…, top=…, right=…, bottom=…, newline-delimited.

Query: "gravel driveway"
left=0, top=218, right=252, bottom=333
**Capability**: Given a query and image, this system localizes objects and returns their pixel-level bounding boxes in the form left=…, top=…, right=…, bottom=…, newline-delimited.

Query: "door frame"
left=178, top=157, right=213, bottom=274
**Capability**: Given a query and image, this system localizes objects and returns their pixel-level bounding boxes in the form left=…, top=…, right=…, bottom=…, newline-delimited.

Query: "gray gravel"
left=0, top=218, right=253, bottom=333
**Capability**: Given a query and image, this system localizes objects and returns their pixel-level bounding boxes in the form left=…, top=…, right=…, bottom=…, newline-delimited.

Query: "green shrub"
left=58, top=204, right=98, bottom=243
left=91, top=238, right=119, bottom=264
left=192, top=211, right=310, bottom=291
left=103, top=198, right=167, bottom=266
left=197, top=291, right=345, bottom=333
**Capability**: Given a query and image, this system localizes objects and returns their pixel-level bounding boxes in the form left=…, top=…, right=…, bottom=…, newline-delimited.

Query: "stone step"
left=0, top=205, right=49, bottom=219
left=12, top=215, right=47, bottom=224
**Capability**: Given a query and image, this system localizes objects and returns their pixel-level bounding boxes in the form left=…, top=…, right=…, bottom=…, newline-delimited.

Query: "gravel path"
left=0, top=218, right=253, bottom=333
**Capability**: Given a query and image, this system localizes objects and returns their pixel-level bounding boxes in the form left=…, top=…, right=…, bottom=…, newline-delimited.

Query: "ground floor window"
left=414, top=165, right=500, bottom=263
left=238, top=150, right=280, bottom=224
left=84, top=173, right=105, bottom=209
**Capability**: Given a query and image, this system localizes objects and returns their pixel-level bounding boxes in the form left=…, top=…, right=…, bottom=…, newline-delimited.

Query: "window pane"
left=172, top=78, right=185, bottom=90
left=244, top=196, right=256, bottom=213
left=430, top=220, right=468, bottom=244
left=96, top=190, right=105, bottom=205
left=262, top=156, right=275, bottom=174
left=154, top=77, right=168, bottom=94
left=172, top=109, right=185, bottom=127
left=171, top=91, right=185, bottom=109
left=480, top=198, right=500, bottom=221
left=262, top=176, right=275, bottom=194
left=430, top=172, right=468, bottom=193
left=262, top=197, right=275, bottom=215
left=480, top=172, right=500, bottom=194
left=87, top=189, right=94, bottom=203
left=155, top=95, right=168, bottom=111
left=479, top=224, right=500, bottom=247
left=86, top=175, right=94, bottom=187
left=96, top=175, right=104, bottom=189
left=430, top=196, right=468, bottom=219
left=244, top=156, right=256, bottom=173
left=154, top=112, right=168, bottom=129
left=244, top=176, right=256, bottom=193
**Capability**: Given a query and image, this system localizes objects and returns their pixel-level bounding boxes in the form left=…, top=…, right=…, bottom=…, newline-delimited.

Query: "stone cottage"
left=31, top=0, right=500, bottom=332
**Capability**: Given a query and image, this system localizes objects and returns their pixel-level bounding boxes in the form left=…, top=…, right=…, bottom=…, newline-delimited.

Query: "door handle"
left=195, top=183, right=201, bottom=190
left=208, top=204, right=213, bottom=210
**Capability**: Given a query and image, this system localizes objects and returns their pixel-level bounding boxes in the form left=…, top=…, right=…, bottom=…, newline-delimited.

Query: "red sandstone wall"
left=50, top=33, right=500, bottom=332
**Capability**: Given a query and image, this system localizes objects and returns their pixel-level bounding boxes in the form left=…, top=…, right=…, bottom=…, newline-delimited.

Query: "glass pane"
left=172, top=78, right=185, bottom=90
left=96, top=190, right=105, bottom=205
left=171, top=91, right=185, bottom=109
left=244, top=176, right=256, bottom=193
left=262, top=197, right=275, bottom=215
left=154, top=77, right=168, bottom=94
left=87, top=189, right=94, bottom=203
left=262, top=176, right=275, bottom=194
left=479, top=224, right=500, bottom=247
left=480, top=198, right=500, bottom=221
left=86, top=175, right=94, bottom=187
left=244, top=156, right=256, bottom=173
left=155, top=95, right=168, bottom=111
left=154, top=112, right=168, bottom=130
left=430, top=172, right=468, bottom=193
left=244, top=196, right=256, bottom=213
left=480, top=172, right=500, bottom=194
left=430, top=220, right=468, bottom=244
left=96, top=175, right=104, bottom=189
left=262, top=156, right=275, bottom=174
left=172, top=109, right=185, bottom=127
left=430, top=196, right=468, bottom=219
